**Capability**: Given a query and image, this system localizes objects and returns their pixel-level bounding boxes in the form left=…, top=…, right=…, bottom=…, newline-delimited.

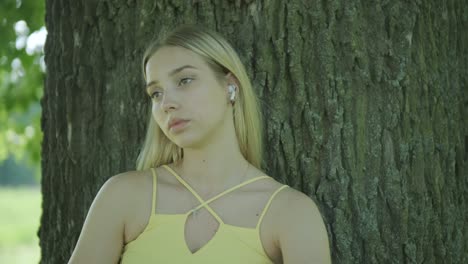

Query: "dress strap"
left=163, top=165, right=224, bottom=223
left=162, top=165, right=270, bottom=224
left=256, top=185, right=289, bottom=229
left=150, top=167, right=157, bottom=215
left=191, top=175, right=271, bottom=212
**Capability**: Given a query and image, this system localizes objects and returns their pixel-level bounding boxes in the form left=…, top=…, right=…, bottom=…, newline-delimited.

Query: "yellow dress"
left=120, top=165, right=288, bottom=263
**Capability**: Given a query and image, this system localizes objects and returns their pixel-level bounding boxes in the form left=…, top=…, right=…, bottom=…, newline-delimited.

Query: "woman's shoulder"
left=244, top=166, right=287, bottom=193
left=97, top=169, right=156, bottom=215
left=104, top=169, right=153, bottom=191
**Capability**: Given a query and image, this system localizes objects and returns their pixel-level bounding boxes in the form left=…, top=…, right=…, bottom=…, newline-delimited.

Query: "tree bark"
left=41, top=0, right=467, bottom=263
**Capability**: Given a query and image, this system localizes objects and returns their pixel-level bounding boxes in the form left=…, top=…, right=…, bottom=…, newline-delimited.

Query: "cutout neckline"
left=162, top=165, right=272, bottom=255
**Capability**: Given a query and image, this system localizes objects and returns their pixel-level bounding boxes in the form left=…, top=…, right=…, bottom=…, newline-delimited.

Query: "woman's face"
left=145, top=46, right=231, bottom=148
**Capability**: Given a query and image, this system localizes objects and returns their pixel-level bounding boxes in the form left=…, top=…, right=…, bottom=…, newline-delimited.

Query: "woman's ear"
left=225, top=72, right=240, bottom=89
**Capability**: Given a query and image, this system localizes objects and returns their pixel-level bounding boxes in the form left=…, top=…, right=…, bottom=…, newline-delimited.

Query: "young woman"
left=68, top=25, right=331, bottom=264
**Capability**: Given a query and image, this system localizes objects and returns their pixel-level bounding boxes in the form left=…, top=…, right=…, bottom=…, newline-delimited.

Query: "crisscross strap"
left=150, top=168, right=157, bottom=214
left=163, top=165, right=270, bottom=224
left=256, top=185, right=289, bottom=229
left=190, top=176, right=272, bottom=212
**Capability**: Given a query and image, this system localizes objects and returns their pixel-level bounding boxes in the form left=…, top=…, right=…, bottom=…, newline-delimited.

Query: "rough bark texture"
left=41, top=0, right=467, bottom=263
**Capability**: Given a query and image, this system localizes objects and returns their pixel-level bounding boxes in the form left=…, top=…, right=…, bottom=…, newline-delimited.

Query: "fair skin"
left=68, top=45, right=331, bottom=264
left=145, top=45, right=248, bottom=193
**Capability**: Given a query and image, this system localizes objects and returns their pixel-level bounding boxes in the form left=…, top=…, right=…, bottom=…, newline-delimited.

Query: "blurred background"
left=0, top=0, right=45, bottom=263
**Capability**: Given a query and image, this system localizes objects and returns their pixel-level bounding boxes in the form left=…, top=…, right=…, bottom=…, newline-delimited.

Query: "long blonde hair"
left=136, top=25, right=263, bottom=170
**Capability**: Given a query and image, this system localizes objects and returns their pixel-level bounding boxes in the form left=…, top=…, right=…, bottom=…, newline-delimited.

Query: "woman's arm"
left=277, top=189, right=331, bottom=264
left=68, top=174, right=129, bottom=264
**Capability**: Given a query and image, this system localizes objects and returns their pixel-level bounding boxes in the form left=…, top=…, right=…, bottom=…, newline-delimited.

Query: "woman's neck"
left=171, top=143, right=250, bottom=195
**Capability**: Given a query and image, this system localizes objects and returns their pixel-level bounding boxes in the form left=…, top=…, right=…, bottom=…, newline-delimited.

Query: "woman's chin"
left=173, top=136, right=212, bottom=150
left=170, top=135, right=200, bottom=149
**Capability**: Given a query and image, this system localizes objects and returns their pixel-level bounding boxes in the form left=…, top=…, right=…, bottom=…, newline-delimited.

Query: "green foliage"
left=0, top=0, right=45, bottom=177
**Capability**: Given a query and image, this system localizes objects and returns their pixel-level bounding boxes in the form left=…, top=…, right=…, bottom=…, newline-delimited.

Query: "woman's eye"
left=179, top=77, right=193, bottom=86
left=150, top=91, right=162, bottom=100
left=149, top=78, right=192, bottom=100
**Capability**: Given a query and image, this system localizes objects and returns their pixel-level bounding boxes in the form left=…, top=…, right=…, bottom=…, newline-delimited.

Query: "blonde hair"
left=136, top=25, right=263, bottom=170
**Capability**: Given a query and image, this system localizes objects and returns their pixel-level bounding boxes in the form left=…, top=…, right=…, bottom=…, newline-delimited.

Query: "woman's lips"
left=169, top=120, right=190, bottom=132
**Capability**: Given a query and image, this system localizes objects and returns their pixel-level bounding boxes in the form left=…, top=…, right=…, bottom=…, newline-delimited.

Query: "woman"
left=68, top=25, right=331, bottom=264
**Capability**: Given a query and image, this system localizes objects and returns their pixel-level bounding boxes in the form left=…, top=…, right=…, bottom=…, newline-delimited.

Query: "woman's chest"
left=124, top=182, right=283, bottom=263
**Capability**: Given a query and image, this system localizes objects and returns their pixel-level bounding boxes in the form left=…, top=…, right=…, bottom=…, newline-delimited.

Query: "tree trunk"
left=41, top=0, right=467, bottom=263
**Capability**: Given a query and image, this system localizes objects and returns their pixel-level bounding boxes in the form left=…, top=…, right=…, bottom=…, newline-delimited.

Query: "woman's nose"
left=161, top=91, right=179, bottom=112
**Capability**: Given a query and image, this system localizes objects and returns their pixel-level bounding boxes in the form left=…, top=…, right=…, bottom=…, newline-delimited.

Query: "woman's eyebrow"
left=145, top=65, right=198, bottom=90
